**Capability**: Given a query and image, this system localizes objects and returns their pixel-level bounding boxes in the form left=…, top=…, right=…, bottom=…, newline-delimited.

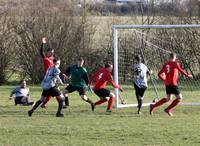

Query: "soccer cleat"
left=106, top=109, right=112, bottom=113
left=28, top=110, right=33, bottom=117
left=91, top=103, right=95, bottom=112
left=137, top=110, right=142, bottom=115
left=150, top=104, right=154, bottom=115
left=164, top=109, right=173, bottom=117
left=40, top=104, right=47, bottom=108
left=63, top=105, right=67, bottom=109
left=56, top=112, right=64, bottom=117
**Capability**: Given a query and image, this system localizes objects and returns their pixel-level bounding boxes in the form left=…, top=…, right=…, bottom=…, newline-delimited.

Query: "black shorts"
left=15, top=96, right=24, bottom=105
left=134, top=83, right=147, bottom=98
left=65, top=84, right=85, bottom=96
left=166, top=85, right=180, bottom=95
left=42, top=87, right=61, bottom=97
left=94, top=89, right=111, bottom=98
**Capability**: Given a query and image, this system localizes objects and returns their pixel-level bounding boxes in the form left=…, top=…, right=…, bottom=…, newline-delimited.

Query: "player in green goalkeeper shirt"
left=63, top=58, right=95, bottom=110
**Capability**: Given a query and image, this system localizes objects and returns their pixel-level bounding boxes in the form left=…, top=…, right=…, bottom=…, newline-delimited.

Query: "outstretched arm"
left=176, top=62, right=191, bottom=78
left=40, top=37, right=47, bottom=58
left=108, top=79, right=123, bottom=92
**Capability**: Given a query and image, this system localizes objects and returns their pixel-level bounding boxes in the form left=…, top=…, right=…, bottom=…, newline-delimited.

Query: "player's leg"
left=150, top=94, right=171, bottom=115
left=50, top=87, right=64, bottom=117
left=21, top=97, right=34, bottom=106
left=80, top=94, right=95, bottom=111
left=150, top=85, right=174, bottom=115
left=164, top=86, right=182, bottom=116
left=134, top=83, right=140, bottom=110
left=28, top=96, right=46, bottom=117
left=106, top=92, right=115, bottom=112
left=62, top=89, right=69, bottom=108
left=55, top=95, right=64, bottom=117
left=137, top=87, right=146, bottom=114
left=40, top=96, right=51, bottom=108
left=94, top=89, right=110, bottom=108
left=14, top=97, right=23, bottom=105
left=62, top=84, right=75, bottom=108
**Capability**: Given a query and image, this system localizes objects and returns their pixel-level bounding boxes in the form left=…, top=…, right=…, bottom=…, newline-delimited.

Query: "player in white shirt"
left=28, top=58, right=65, bottom=117
left=10, top=80, right=34, bottom=106
left=133, top=55, right=150, bottom=114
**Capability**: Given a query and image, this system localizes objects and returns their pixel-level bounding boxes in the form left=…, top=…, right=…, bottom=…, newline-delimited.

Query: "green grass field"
left=0, top=85, right=200, bottom=146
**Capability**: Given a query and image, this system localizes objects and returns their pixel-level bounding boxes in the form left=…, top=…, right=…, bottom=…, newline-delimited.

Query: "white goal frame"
left=113, top=24, right=200, bottom=108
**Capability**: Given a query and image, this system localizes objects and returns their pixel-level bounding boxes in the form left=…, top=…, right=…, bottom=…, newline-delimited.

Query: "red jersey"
left=90, top=68, right=120, bottom=90
left=43, top=56, right=54, bottom=73
left=158, top=60, right=190, bottom=86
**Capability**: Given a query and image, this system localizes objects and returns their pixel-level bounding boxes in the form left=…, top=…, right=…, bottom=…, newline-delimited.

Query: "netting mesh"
left=116, top=27, right=200, bottom=106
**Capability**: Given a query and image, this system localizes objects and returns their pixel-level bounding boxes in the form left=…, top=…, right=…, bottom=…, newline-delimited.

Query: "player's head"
left=135, top=55, right=142, bottom=63
left=105, top=63, right=113, bottom=72
left=77, top=57, right=84, bottom=67
left=53, top=58, right=61, bottom=68
left=20, top=80, right=26, bottom=88
left=46, top=48, right=54, bottom=57
left=169, top=52, right=177, bottom=61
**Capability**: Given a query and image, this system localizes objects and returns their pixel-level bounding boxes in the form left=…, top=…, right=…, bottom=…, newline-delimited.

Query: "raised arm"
left=40, top=37, right=47, bottom=58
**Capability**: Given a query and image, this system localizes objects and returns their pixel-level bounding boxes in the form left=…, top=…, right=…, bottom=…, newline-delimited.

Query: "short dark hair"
left=135, top=55, right=142, bottom=62
left=105, top=63, right=112, bottom=68
left=19, top=79, right=25, bottom=84
left=47, top=48, right=54, bottom=52
left=78, top=57, right=84, bottom=62
left=170, top=52, right=176, bottom=59
left=53, top=58, right=60, bottom=64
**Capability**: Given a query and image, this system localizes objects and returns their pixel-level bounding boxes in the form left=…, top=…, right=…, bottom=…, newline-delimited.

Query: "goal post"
left=113, top=24, right=200, bottom=108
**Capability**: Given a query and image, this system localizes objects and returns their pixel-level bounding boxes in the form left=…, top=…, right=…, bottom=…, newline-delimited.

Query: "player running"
left=133, top=55, right=151, bottom=114
left=62, top=58, right=94, bottom=110
left=40, top=37, right=55, bottom=108
left=150, top=53, right=192, bottom=116
left=28, top=58, right=65, bottom=117
left=90, top=63, right=123, bottom=112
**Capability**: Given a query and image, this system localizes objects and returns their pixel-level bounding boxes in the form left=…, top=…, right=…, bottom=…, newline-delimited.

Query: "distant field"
left=0, top=85, right=200, bottom=146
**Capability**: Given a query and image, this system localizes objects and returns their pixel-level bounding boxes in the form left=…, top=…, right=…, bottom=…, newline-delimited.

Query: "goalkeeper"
left=62, top=58, right=95, bottom=111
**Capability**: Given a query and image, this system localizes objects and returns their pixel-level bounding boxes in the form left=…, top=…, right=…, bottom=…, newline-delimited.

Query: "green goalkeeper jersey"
left=65, top=65, right=89, bottom=88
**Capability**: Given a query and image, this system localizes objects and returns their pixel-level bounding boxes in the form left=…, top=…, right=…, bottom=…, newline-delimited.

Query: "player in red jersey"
left=150, top=53, right=192, bottom=116
left=40, top=37, right=54, bottom=108
left=90, top=63, right=123, bottom=112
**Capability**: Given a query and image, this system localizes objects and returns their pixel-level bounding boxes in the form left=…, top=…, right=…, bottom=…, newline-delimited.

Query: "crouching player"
left=133, top=55, right=151, bottom=114
left=90, top=63, right=123, bottom=112
left=10, top=80, right=34, bottom=106
left=28, top=58, right=65, bottom=117
left=150, top=53, right=192, bottom=116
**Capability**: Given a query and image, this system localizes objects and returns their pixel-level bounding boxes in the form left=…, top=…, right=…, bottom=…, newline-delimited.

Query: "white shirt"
left=133, top=63, right=149, bottom=88
left=41, top=66, right=61, bottom=90
left=13, top=86, right=29, bottom=98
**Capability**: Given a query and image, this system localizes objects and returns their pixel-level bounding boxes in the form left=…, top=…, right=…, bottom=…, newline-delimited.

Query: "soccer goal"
left=113, top=24, right=200, bottom=108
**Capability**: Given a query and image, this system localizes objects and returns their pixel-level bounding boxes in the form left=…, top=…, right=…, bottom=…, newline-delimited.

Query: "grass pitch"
left=0, top=85, right=200, bottom=146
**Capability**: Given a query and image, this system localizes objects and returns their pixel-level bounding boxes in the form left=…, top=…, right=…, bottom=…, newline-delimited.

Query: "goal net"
left=113, top=24, right=200, bottom=108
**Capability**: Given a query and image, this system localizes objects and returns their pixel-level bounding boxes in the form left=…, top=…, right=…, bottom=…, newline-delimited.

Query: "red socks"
left=165, top=98, right=180, bottom=112
left=107, top=96, right=115, bottom=110
left=43, top=96, right=51, bottom=105
left=153, top=98, right=168, bottom=109
left=95, top=99, right=108, bottom=106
